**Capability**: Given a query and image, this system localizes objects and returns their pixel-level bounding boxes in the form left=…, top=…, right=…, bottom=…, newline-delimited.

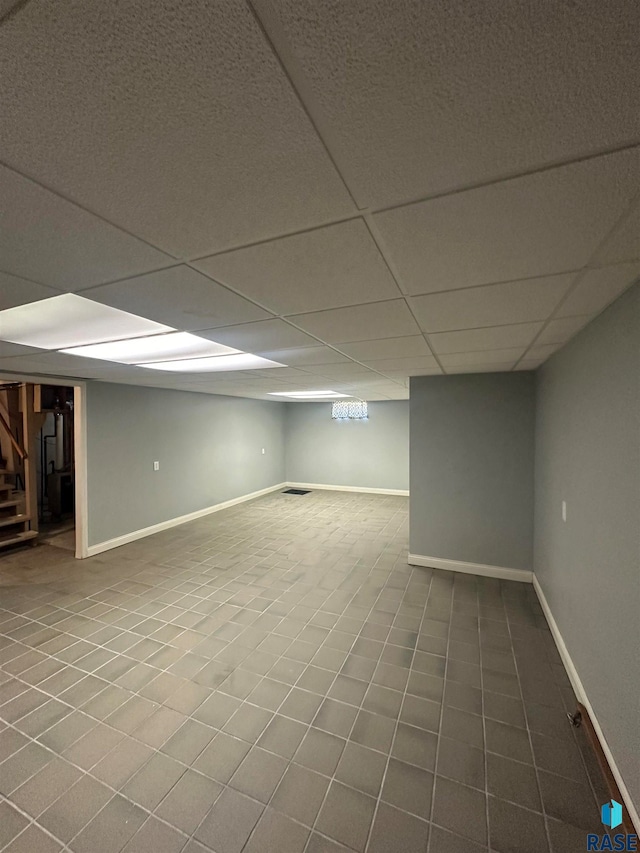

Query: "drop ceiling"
left=0, top=0, right=638, bottom=402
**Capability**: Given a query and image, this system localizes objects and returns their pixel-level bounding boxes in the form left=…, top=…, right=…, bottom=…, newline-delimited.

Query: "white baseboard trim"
left=533, top=575, right=639, bottom=833
left=85, top=482, right=287, bottom=557
left=408, top=553, right=532, bottom=583
left=286, top=482, right=409, bottom=496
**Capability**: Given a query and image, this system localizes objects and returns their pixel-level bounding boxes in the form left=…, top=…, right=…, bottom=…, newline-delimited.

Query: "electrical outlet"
left=153, top=461, right=160, bottom=471
left=261, top=448, right=265, bottom=455
left=562, top=500, right=567, bottom=522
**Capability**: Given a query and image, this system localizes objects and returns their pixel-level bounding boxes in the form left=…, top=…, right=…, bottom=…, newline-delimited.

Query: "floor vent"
left=282, top=489, right=311, bottom=495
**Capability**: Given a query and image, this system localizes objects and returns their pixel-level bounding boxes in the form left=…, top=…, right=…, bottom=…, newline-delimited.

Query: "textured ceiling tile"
left=0, top=166, right=171, bottom=289
left=255, top=346, right=349, bottom=366
left=301, top=362, right=376, bottom=376
left=439, top=348, right=525, bottom=367
left=373, top=150, right=639, bottom=295
left=292, top=299, right=420, bottom=343
left=338, top=336, right=430, bottom=360
left=0, top=270, right=59, bottom=310
left=255, top=0, right=640, bottom=208
left=429, top=322, right=543, bottom=354
left=410, top=274, right=574, bottom=333
left=85, top=265, right=271, bottom=330
left=556, top=263, right=640, bottom=317
left=445, top=363, right=517, bottom=374
left=194, top=220, right=398, bottom=314
left=380, top=368, right=442, bottom=379
left=0, top=0, right=354, bottom=258
left=534, top=316, right=591, bottom=346
left=592, top=199, right=640, bottom=265
left=363, top=356, right=439, bottom=371
left=196, top=319, right=318, bottom=351
left=525, top=343, right=562, bottom=360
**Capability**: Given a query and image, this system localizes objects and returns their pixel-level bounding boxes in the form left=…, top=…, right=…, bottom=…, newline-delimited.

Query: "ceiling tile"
left=0, top=165, right=172, bottom=289
left=440, top=348, right=525, bottom=367
left=556, top=263, right=640, bottom=317
left=0, top=0, right=353, bottom=258
left=525, top=343, right=561, bottom=360
left=592, top=199, right=640, bottom=265
left=440, top=347, right=525, bottom=371
left=302, top=362, right=376, bottom=377
left=445, top=363, right=517, bottom=374
left=380, top=369, right=441, bottom=379
left=429, top=322, right=543, bottom=354
left=0, top=270, right=59, bottom=310
left=292, top=299, right=420, bottom=343
left=374, top=150, right=638, bottom=294
left=411, top=274, right=573, bottom=333
left=338, top=335, right=430, bottom=360
left=515, top=360, right=543, bottom=371
left=534, top=316, right=591, bottom=346
left=255, top=0, right=640, bottom=208
left=194, top=220, right=399, bottom=314
left=196, top=319, right=319, bottom=351
left=255, top=346, right=349, bottom=366
left=85, top=265, right=271, bottom=330
left=364, top=355, right=439, bottom=371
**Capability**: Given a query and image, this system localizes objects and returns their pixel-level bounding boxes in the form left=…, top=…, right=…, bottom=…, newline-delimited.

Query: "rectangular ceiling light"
left=0, top=294, right=173, bottom=349
left=142, top=353, right=285, bottom=372
left=62, top=332, right=240, bottom=364
left=268, top=390, right=350, bottom=399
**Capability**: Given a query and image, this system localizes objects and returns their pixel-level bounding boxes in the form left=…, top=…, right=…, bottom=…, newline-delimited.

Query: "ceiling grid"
left=0, top=0, right=638, bottom=399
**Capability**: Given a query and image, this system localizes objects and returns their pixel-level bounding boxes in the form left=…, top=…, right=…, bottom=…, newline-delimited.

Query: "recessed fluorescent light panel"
left=142, top=354, right=284, bottom=372
left=0, top=294, right=286, bottom=373
left=62, top=332, right=240, bottom=364
left=0, top=293, right=172, bottom=349
left=268, top=390, right=350, bottom=399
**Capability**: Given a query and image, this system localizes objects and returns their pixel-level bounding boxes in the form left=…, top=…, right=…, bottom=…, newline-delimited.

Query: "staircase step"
left=0, top=500, right=21, bottom=510
left=0, top=530, right=38, bottom=549
left=0, top=514, right=30, bottom=529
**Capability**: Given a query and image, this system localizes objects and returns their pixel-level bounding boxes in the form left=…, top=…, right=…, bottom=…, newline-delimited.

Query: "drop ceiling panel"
left=338, top=336, right=430, bottom=360
left=302, top=362, right=377, bottom=377
left=430, top=322, right=543, bottom=354
left=255, top=346, right=349, bottom=366
left=0, top=270, right=58, bottom=310
left=196, top=319, right=319, bottom=351
left=525, top=344, right=562, bottom=361
left=592, top=200, right=640, bottom=265
left=439, top=348, right=525, bottom=367
left=411, top=274, right=574, bottom=333
left=292, top=299, right=420, bottom=343
left=446, top=363, right=517, bottom=374
left=534, top=316, right=591, bottom=346
left=374, top=150, right=639, bottom=295
left=85, top=266, right=271, bottom=331
left=194, top=220, right=399, bottom=314
left=255, top=0, right=640, bottom=208
left=0, top=0, right=354, bottom=258
left=556, top=263, right=640, bottom=317
left=0, top=166, right=172, bottom=289
left=364, top=356, right=439, bottom=372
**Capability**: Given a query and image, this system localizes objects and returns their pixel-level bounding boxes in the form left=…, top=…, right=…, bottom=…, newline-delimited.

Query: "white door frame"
left=0, top=371, right=89, bottom=559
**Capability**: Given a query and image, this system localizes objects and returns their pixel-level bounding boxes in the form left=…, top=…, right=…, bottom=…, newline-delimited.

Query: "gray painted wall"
left=86, top=383, right=285, bottom=545
left=285, top=400, right=409, bottom=491
left=535, top=281, right=640, bottom=810
left=410, top=373, right=535, bottom=570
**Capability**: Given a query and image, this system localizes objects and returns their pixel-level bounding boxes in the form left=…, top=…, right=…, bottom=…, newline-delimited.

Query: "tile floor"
left=0, top=490, right=607, bottom=852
